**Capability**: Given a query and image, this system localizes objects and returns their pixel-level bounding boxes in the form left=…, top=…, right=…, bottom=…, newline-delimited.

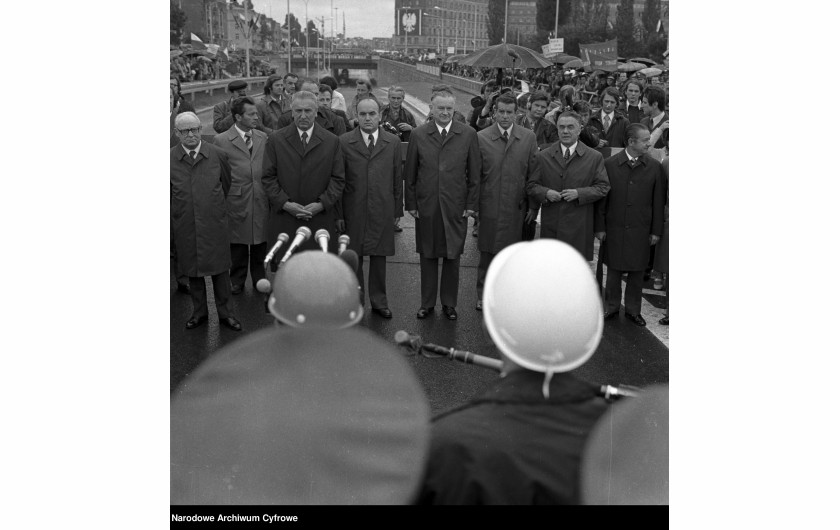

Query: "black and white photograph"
left=168, top=0, right=669, bottom=510
left=9, top=0, right=840, bottom=526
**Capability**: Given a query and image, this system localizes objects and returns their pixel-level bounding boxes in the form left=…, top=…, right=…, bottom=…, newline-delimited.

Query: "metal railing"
left=179, top=77, right=269, bottom=104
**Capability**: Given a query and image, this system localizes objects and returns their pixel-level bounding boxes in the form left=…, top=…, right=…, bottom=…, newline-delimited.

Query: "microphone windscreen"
left=339, top=249, right=359, bottom=273
left=296, top=226, right=312, bottom=241
left=277, top=232, right=289, bottom=243
left=394, top=330, right=409, bottom=345
left=315, top=228, right=330, bottom=241
left=256, top=278, right=272, bottom=294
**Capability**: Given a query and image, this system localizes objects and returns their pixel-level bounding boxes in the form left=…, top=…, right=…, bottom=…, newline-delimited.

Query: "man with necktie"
left=527, top=111, right=610, bottom=263
left=211, top=97, right=269, bottom=295
left=337, top=97, right=403, bottom=318
left=596, top=123, right=666, bottom=327
left=405, top=86, right=481, bottom=321
left=212, top=80, right=248, bottom=134
left=170, top=112, right=242, bottom=331
left=474, top=95, right=540, bottom=311
left=262, top=91, right=345, bottom=254
left=587, top=87, right=629, bottom=154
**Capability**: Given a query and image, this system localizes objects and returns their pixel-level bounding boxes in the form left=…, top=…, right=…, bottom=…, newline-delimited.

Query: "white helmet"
left=483, top=240, right=603, bottom=373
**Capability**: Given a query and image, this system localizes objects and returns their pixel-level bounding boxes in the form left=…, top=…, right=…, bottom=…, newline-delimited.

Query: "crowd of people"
left=169, top=70, right=670, bottom=505
left=170, top=51, right=273, bottom=83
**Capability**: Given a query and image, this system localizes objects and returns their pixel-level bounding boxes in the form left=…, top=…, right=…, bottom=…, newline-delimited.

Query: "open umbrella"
left=628, top=57, right=656, bottom=66
left=459, top=43, right=553, bottom=69
left=639, top=67, right=663, bottom=77
left=170, top=50, right=183, bottom=59
left=445, top=53, right=469, bottom=64
left=617, top=61, right=646, bottom=72
left=563, top=58, right=584, bottom=69
left=552, top=54, right=580, bottom=65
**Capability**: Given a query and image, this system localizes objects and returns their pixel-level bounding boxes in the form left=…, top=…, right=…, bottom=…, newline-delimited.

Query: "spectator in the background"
left=468, top=80, right=498, bottom=132
left=170, top=76, right=195, bottom=115
left=572, top=101, right=600, bottom=149
left=516, top=91, right=559, bottom=151
left=257, top=74, right=296, bottom=131
left=317, top=84, right=351, bottom=132
left=619, top=78, right=645, bottom=124
left=587, top=87, right=629, bottom=150
left=213, top=80, right=249, bottom=134
left=320, top=76, right=347, bottom=112
left=641, top=85, right=669, bottom=150
left=380, top=86, right=417, bottom=143
left=348, top=79, right=378, bottom=128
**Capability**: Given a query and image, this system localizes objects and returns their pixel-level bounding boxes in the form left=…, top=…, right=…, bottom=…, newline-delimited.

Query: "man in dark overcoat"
left=337, top=98, right=403, bottom=318
left=475, top=95, right=540, bottom=310
left=595, top=123, right=666, bottom=327
left=211, top=96, right=269, bottom=295
left=404, top=87, right=480, bottom=320
left=528, top=110, right=610, bottom=261
left=170, top=112, right=242, bottom=331
left=262, top=91, right=345, bottom=254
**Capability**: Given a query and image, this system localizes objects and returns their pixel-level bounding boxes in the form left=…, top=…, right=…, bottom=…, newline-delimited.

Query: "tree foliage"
left=170, top=0, right=187, bottom=46
left=642, top=0, right=661, bottom=36
left=614, top=0, right=637, bottom=57
left=552, top=0, right=609, bottom=57
left=284, top=13, right=302, bottom=46
left=537, top=0, right=572, bottom=34
left=487, top=0, right=506, bottom=45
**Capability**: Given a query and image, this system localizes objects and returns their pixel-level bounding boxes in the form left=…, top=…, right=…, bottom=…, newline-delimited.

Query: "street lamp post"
left=303, top=0, right=310, bottom=78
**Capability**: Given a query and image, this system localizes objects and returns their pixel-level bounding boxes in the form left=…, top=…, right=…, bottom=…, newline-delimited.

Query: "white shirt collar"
left=625, top=149, right=640, bottom=162
left=362, top=127, right=379, bottom=145
left=650, top=112, right=665, bottom=128
left=626, top=100, right=640, bottom=109
left=497, top=123, right=513, bottom=136
left=601, top=110, right=614, bottom=122
left=234, top=124, right=251, bottom=142
left=297, top=125, right=315, bottom=140
left=183, top=141, right=201, bottom=157
left=561, top=142, right=577, bottom=157
left=435, top=121, right=452, bottom=135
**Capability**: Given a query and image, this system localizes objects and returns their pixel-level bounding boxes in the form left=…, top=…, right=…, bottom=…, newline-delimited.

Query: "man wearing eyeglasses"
left=170, top=112, right=242, bottom=332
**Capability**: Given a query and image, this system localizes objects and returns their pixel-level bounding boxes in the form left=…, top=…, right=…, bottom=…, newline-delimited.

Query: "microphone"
left=263, top=232, right=290, bottom=267
left=339, top=249, right=359, bottom=273
left=394, top=330, right=422, bottom=353
left=337, top=234, right=350, bottom=254
left=315, top=228, right=330, bottom=252
left=281, top=226, right=312, bottom=263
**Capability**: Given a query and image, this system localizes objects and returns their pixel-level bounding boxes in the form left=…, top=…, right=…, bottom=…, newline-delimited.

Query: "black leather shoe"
left=176, top=283, right=190, bottom=294
left=604, top=310, right=618, bottom=320
left=626, top=313, right=647, bottom=327
left=231, top=284, right=244, bottom=295
left=372, top=307, right=393, bottom=319
left=475, top=300, right=483, bottom=311
left=659, top=316, right=669, bottom=326
left=443, top=305, right=458, bottom=320
left=185, top=315, right=208, bottom=329
left=220, top=316, right=243, bottom=331
left=416, top=307, right=434, bottom=319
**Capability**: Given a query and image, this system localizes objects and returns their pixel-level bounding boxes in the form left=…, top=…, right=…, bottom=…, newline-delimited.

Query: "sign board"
left=427, top=52, right=436, bottom=60
left=541, top=44, right=551, bottom=55
left=396, top=8, right=421, bottom=36
left=447, top=46, right=455, bottom=54
left=548, top=38, right=564, bottom=53
left=580, top=38, right=618, bottom=71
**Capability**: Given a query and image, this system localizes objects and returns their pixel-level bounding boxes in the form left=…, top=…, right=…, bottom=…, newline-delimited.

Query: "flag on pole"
left=656, top=19, right=662, bottom=33
left=223, top=47, right=230, bottom=59
left=607, top=20, right=613, bottom=30
left=206, top=43, right=220, bottom=57
left=190, top=33, right=206, bottom=49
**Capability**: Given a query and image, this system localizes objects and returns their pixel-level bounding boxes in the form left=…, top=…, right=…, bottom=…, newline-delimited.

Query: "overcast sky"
left=253, top=0, right=396, bottom=39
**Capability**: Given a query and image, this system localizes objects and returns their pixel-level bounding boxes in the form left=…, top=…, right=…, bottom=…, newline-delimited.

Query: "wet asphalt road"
left=175, top=83, right=669, bottom=415
left=171, top=218, right=669, bottom=415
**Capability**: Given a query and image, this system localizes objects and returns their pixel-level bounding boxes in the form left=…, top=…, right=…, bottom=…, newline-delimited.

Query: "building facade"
left=507, top=1, right=537, bottom=46
left=392, top=0, right=489, bottom=56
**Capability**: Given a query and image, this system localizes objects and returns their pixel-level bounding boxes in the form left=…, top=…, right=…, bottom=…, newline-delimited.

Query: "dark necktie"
left=564, top=148, right=571, bottom=161
left=440, top=128, right=447, bottom=141
left=301, top=131, right=308, bottom=146
left=368, top=134, right=375, bottom=154
left=189, top=150, right=197, bottom=161
left=603, top=114, right=611, bottom=132
left=630, top=157, right=638, bottom=168
left=245, top=131, right=253, bottom=153
left=502, top=130, right=509, bottom=143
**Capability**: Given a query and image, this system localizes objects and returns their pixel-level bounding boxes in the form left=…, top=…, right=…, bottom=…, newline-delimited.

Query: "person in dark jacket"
left=274, top=79, right=346, bottom=136
left=618, top=78, right=645, bottom=124
left=587, top=87, right=629, bottom=156
left=595, top=124, right=666, bottom=327
left=337, top=98, right=403, bottom=318
left=380, top=85, right=417, bottom=142
left=572, top=101, right=600, bottom=149
left=468, top=80, right=498, bottom=132
left=212, top=80, right=248, bottom=134
left=170, top=76, right=195, bottom=116
left=170, top=112, right=241, bottom=331
left=516, top=91, right=559, bottom=151
left=641, top=85, right=669, bottom=149
left=317, top=84, right=351, bottom=131
left=418, top=239, right=610, bottom=505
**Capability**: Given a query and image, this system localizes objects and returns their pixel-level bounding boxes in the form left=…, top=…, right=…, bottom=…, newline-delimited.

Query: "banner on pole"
left=580, top=39, right=618, bottom=71
left=548, top=38, right=564, bottom=53
left=396, top=8, right=421, bottom=36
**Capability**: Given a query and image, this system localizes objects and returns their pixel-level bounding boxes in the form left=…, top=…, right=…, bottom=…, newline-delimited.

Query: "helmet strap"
left=542, top=369, right=555, bottom=400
